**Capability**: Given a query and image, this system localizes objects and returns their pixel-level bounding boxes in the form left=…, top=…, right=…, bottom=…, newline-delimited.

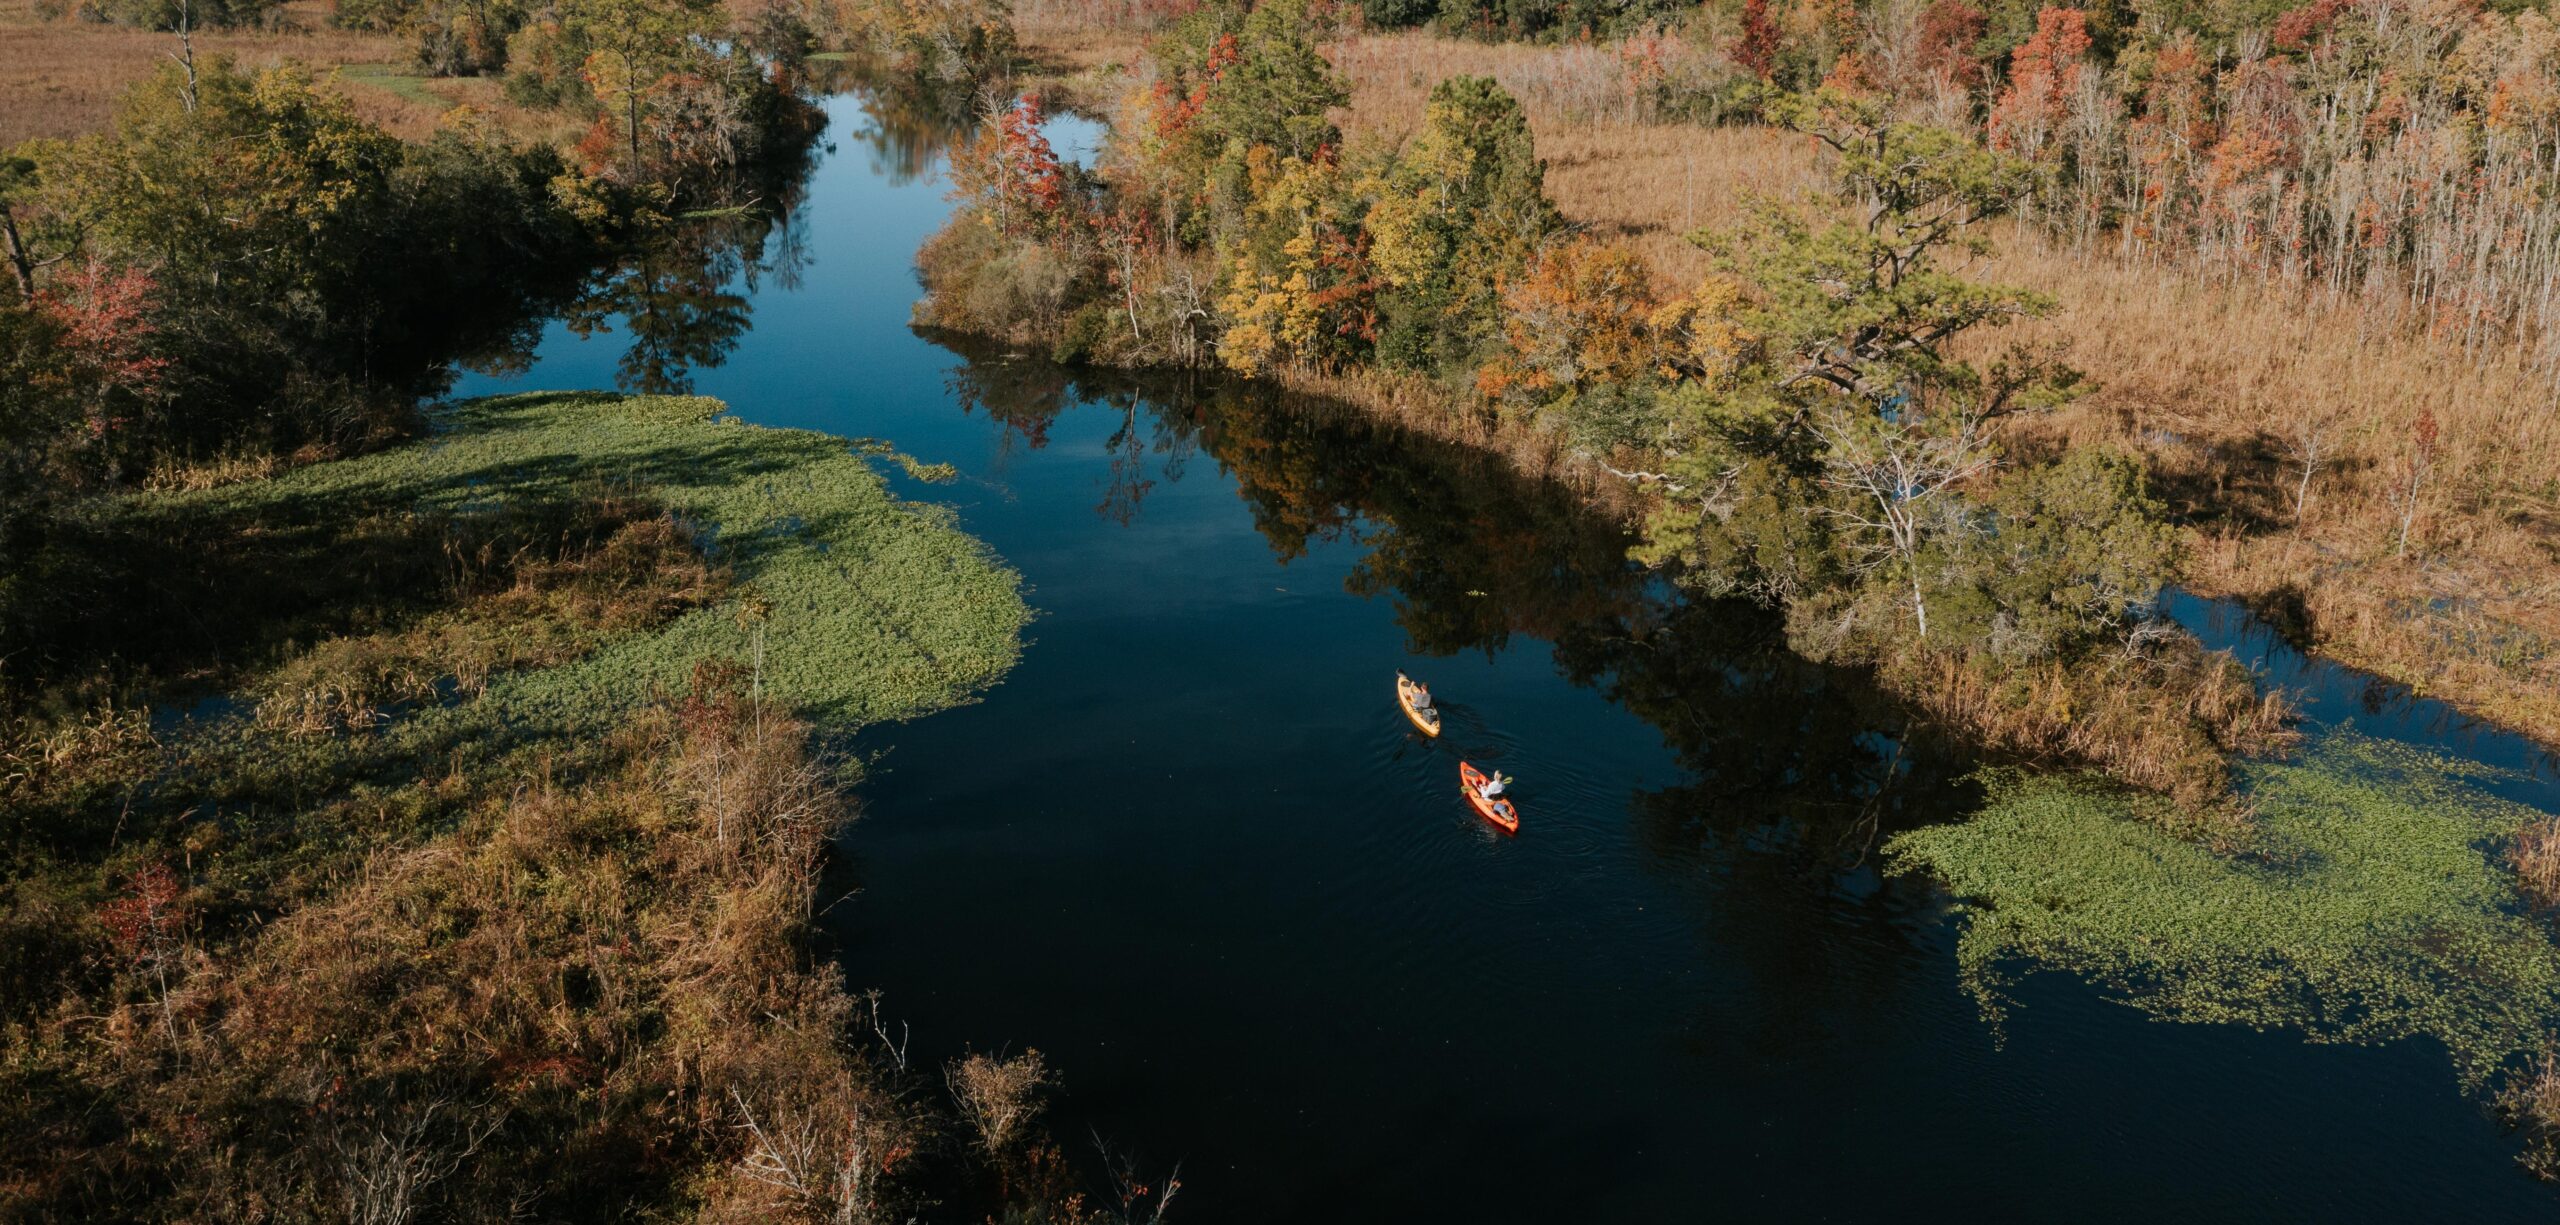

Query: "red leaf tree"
left=1730, top=0, right=1784, bottom=82
left=1988, top=7, right=2092, bottom=155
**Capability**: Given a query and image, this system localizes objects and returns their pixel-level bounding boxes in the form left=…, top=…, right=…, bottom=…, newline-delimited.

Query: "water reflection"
left=830, top=69, right=984, bottom=187
left=921, top=335, right=1984, bottom=873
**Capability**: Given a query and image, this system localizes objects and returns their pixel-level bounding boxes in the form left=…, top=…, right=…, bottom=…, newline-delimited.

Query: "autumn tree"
left=556, top=0, right=722, bottom=180
left=1217, top=148, right=1375, bottom=376
left=1731, top=0, right=1784, bottom=81
left=948, top=94, right=1070, bottom=239
left=1476, top=237, right=1661, bottom=402
left=27, top=61, right=602, bottom=458
left=1987, top=7, right=2092, bottom=159
left=1362, top=75, right=1561, bottom=372
left=1629, top=88, right=2104, bottom=652
left=1913, top=0, right=1989, bottom=91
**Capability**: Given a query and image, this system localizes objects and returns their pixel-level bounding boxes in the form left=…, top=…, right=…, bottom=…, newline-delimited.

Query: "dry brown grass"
left=1979, top=235, right=2560, bottom=745
left=1012, top=0, right=1150, bottom=77
left=2519, top=818, right=2560, bottom=912
left=1885, top=643, right=2296, bottom=824
left=2505, top=1047, right=2560, bottom=1181
left=1325, top=31, right=1822, bottom=281
left=0, top=0, right=567, bottom=143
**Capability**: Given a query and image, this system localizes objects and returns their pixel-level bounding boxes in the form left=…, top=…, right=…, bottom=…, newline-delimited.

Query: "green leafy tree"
left=1207, top=0, right=1348, bottom=161
left=30, top=62, right=598, bottom=456
left=1363, top=75, right=1560, bottom=372
left=1632, top=89, right=2096, bottom=653
left=556, top=0, right=722, bottom=179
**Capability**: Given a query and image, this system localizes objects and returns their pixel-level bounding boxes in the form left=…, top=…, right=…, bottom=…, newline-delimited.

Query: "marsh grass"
left=2517, top=818, right=2560, bottom=913
left=141, top=392, right=1027, bottom=735
left=0, top=392, right=1040, bottom=1220
left=252, top=502, right=728, bottom=735
left=1890, top=735, right=2560, bottom=1154
left=2504, top=1050, right=2560, bottom=1180
left=1882, top=644, right=2294, bottom=826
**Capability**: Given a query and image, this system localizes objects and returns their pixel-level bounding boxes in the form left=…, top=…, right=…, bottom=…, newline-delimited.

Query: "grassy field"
left=0, top=0, right=570, bottom=142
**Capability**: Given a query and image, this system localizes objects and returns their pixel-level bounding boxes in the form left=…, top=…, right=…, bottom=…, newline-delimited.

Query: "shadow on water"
left=929, top=333, right=1989, bottom=864
left=2168, top=588, right=2560, bottom=806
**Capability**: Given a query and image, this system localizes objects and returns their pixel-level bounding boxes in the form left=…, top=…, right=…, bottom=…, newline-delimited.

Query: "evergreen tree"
left=1365, top=75, right=1560, bottom=372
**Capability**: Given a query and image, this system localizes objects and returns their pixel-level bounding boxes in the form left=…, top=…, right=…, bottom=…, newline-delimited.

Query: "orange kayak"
left=1396, top=672, right=1441, bottom=737
left=1459, top=762, right=1519, bottom=834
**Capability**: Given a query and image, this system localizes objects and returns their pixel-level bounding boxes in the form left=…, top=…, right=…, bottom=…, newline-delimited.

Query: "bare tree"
left=169, top=0, right=198, bottom=114
left=2389, top=407, right=2439, bottom=556
left=731, top=1087, right=898, bottom=1225
left=1093, top=1130, right=1183, bottom=1225
left=2279, top=409, right=2340, bottom=524
left=1813, top=405, right=1997, bottom=639
left=854, top=989, right=912, bottom=1074
left=1155, top=267, right=1212, bottom=367
left=318, top=1093, right=499, bottom=1225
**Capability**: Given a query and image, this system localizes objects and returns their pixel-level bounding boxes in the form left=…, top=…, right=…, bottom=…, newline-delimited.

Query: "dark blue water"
left=456, top=89, right=2560, bottom=1222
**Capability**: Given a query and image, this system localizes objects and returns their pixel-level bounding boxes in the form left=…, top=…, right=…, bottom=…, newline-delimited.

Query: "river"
left=454, top=84, right=2560, bottom=1221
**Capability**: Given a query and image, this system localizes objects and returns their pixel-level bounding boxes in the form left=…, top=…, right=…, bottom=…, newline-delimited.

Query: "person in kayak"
left=1410, top=680, right=1433, bottom=710
left=1479, top=771, right=1511, bottom=800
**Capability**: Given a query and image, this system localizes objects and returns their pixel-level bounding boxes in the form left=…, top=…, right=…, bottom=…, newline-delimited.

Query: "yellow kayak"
left=1396, top=671, right=1441, bottom=737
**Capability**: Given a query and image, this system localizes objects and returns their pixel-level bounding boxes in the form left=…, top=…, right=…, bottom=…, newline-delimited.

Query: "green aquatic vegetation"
left=143, top=391, right=1026, bottom=736
left=1889, top=735, right=2560, bottom=1085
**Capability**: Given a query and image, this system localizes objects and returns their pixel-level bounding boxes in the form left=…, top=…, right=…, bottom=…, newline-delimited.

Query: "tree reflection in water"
left=923, top=333, right=1985, bottom=884
left=559, top=126, right=826, bottom=395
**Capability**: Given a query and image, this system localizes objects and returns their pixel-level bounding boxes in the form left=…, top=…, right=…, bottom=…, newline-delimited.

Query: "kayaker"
left=1479, top=771, right=1511, bottom=800
left=1410, top=680, right=1433, bottom=710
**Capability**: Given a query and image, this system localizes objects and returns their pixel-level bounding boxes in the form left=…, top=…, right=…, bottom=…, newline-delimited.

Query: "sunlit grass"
left=146, top=390, right=1028, bottom=739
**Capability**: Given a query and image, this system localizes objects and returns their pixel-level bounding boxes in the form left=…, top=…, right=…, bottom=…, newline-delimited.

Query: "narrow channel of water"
left=455, top=86, right=2560, bottom=1221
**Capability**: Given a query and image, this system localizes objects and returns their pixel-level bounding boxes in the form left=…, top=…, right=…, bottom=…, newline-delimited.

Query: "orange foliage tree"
left=1476, top=238, right=1660, bottom=401
left=1987, top=7, right=2090, bottom=156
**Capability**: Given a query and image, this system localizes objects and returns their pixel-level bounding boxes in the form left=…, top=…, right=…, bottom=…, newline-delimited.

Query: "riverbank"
left=0, top=392, right=1066, bottom=1220
left=1003, top=13, right=2560, bottom=774
left=919, top=11, right=2290, bottom=812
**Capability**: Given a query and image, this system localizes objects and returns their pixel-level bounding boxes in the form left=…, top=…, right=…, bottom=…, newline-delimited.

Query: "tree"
left=99, top=860, right=188, bottom=1044
left=1634, top=89, right=2086, bottom=651
left=25, top=61, right=601, bottom=459
left=559, top=0, right=721, bottom=181
left=1811, top=398, right=1997, bottom=639
left=1971, top=447, right=2181, bottom=659
left=0, top=153, right=74, bottom=303
left=1363, top=75, right=1560, bottom=371
left=1208, top=0, right=1347, bottom=160
left=1216, top=149, right=1373, bottom=376
left=2391, top=407, right=2438, bottom=556
left=1914, top=0, right=1989, bottom=90
left=1714, top=90, right=2057, bottom=412
left=947, top=94, right=1069, bottom=239
left=1476, top=237, right=1661, bottom=401
left=2279, top=405, right=2339, bottom=524
left=1731, top=0, right=1784, bottom=81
